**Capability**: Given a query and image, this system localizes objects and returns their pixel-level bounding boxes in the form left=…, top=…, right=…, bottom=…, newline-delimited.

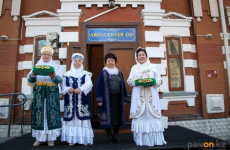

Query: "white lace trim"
left=61, top=124, right=94, bottom=137
left=32, top=129, right=61, bottom=142
left=131, top=119, right=165, bottom=133
left=132, top=119, right=166, bottom=146
left=61, top=124, right=94, bottom=145
left=133, top=132, right=167, bottom=146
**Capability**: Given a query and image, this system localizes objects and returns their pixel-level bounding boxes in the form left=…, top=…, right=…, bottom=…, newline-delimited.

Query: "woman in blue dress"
left=61, top=53, right=94, bottom=146
left=96, top=53, right=128, bottom=144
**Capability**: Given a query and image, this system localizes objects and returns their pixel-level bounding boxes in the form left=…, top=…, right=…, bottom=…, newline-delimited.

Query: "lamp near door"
left=108, top=0, right=115, bottom=8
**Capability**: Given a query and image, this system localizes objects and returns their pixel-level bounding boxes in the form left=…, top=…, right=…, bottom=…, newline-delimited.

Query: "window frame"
left=34, top=37, right=46, bottom=64
left=34, top=37, right=59, bottom=64
left=165, top=37, right=184, bottom=91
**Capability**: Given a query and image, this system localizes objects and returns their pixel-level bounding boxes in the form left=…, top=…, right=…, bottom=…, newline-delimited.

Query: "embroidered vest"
left=63, top=75, right=91, bottom=121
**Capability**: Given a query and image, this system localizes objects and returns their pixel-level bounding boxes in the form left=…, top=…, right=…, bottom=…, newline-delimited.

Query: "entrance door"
left=104, top=43, right=138, bottom=122
left=87, top=45, right=104, bottom=122
left=66, top=43, right=85, bottom=70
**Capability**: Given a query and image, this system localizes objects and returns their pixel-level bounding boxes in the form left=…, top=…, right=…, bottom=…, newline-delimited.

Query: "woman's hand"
left=74, top=88, right=81, bottom=94
left=68, top=88, right=74, bottom=93
left=31, top=73, right=38, bottom=77
left=48, top=72, right=56, bottom=79
left=97, top=102, right=102, bottom=107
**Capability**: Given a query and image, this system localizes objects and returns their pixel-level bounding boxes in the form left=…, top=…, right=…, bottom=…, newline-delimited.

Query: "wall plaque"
left=206, top=69, right=218, bottom=78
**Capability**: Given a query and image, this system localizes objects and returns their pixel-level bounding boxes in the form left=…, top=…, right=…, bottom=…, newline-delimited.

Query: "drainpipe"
left=218, top=0, right=230, bottom=97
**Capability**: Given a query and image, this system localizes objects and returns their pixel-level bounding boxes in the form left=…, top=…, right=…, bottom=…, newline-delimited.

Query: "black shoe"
left=106, top=128, right=113, bottom=144
left=113, top=128, right=121, bottom=143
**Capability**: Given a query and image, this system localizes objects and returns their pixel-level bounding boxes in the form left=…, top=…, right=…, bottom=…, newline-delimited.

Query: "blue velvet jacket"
left=63, top=75, right=91, bottom=121
left=96, top=70, right=128, bottom=128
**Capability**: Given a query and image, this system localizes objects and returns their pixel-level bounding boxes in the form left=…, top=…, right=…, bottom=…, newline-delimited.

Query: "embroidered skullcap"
left=41, top=46, right=54, bottom=55
left=72, top=53, right=84, bottom=61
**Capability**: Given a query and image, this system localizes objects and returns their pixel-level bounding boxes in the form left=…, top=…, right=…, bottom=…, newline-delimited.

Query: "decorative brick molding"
left=145, top=31, right=163, bottom=42
left=11, top=0, right=21, bottom=21
left=183, top=60, right=198, bottom=68
left=21, top=78, right=33, bottom=95
left=160, top=91, right=198, bottom=111
left=0, top=0, right=3, bottom=16
left=22, top=11, right=61, bottom=37
left=59, top=48, right=67, bottom=59
left=59, top=0, right=163, bottom=8
left=24, top=45, right=34, bottom=53
left=59, top=32, right=79, bottom=43
left=146, top=47, right=164, bottom=58
left=193, top=0, right=203, bottom=22
left=209, top=0, right=219, bottom=22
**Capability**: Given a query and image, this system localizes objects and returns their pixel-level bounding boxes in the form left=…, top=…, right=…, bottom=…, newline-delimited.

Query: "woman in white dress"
left=61, top=53, right=94, bottom=146
left=127, top=47, right=167, bottom=146
left=27, top=46, right=63, bottom=146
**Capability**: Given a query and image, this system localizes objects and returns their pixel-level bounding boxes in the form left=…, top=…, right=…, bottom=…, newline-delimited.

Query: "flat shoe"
left=48, top=141, right=55, bottom=146
left=33, top=141, right=41, bottom=146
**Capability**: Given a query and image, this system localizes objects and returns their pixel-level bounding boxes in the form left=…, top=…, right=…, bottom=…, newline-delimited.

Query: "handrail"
left=0, top=93, right=27, bottom=137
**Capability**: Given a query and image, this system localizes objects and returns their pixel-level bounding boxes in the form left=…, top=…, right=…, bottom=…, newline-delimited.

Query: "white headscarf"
left=27, top=46, right=62, bottom=84
left=64, top=53, right=87, bottom=78
left=103, top=54, right=119, bottom=75
left=132, top=47, right=158, bottom=78
left=103, top=67, right=119, bottom=75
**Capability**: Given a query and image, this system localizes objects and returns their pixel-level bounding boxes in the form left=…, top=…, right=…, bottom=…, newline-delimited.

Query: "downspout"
left=218, top=0, right=230, bottom=97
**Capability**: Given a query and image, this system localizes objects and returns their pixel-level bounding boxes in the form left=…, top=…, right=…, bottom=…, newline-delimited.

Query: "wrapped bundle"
left=32, top=65, right=55, bottom=76
left=135, top=78, right=156, bottom=86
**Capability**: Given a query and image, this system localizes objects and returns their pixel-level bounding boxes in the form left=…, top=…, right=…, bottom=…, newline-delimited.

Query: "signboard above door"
left=87, top=28, right=136, bottom=42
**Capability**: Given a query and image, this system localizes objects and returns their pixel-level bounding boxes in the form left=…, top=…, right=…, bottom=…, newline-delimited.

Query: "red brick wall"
left=224, top=0, right=230, bottom=118
left=12, top=0, right=61, bottom=124
left=194, top=0, right=229, bottom=118
left=161, top=0, right=192, bottom=16
left=0, top=0, right=21, bottom=124
left=160, top=1, right=202, bottom=119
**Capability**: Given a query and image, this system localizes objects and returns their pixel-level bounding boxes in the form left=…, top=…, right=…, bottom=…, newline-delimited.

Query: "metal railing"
left=0, top=93, right=27, bottom=137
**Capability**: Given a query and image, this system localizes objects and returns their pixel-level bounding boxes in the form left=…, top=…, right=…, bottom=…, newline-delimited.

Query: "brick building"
left=0, top=0, right=230, bottom=140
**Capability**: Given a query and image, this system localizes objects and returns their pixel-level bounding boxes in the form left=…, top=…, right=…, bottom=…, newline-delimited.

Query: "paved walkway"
left=0, top=126, right=229, bottom=150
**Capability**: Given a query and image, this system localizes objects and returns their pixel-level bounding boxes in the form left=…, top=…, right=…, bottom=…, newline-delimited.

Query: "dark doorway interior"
left=87, top=45, right=104, bottom=129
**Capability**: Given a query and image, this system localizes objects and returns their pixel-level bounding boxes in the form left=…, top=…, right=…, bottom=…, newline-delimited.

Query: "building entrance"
left=67, top=42, right=138, bottom=127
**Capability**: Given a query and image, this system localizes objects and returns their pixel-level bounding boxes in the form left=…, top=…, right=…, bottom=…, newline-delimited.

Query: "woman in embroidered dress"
left=96, top=53, right=128, bottom=144
left=27, top=46, right=63, bottom=146
left=127, top=47, right=167, bottom=146
left=61, top=53, right=94, bottom=146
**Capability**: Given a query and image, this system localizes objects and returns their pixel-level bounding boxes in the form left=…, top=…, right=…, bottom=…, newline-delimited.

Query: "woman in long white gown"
left=61, top=53, right=94, bottom=146
left=127, top=47, right=167, bottom=146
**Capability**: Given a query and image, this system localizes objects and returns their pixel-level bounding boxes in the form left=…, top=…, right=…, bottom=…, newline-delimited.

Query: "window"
left=35, top=37, right=46, bottom=64
left=34, top=37, right=59, bottom=64
left=166, top=37, right=184, bottom=91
